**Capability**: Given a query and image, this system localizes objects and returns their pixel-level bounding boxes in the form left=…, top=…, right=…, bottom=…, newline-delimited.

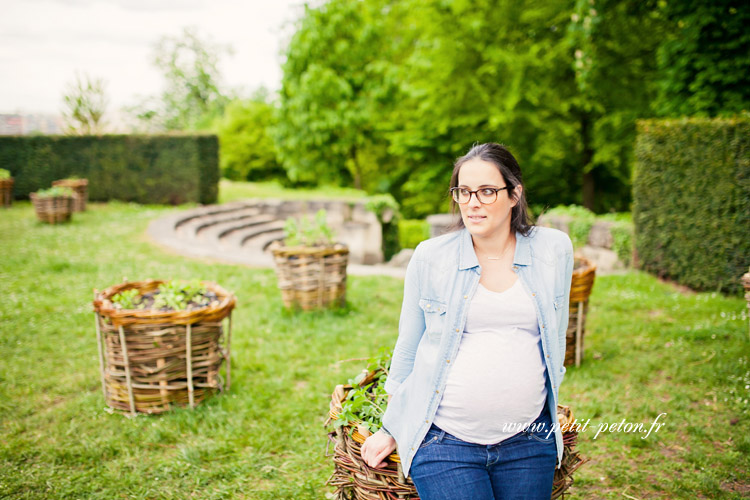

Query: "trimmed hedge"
left=633, top=117, right=749, bottom=295
left=0, top=135, right=219, bottom=205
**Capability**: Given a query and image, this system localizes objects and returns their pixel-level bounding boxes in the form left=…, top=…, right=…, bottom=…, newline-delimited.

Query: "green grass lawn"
left=1, top=198, right=749, bottom=499
left=218, top=179, right=367, bottom=204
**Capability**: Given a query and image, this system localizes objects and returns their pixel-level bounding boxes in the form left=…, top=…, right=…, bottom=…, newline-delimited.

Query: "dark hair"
left=449, top=142, right=535, bottom=236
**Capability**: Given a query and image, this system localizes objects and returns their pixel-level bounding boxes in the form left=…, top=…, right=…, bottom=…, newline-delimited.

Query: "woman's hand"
left=360, top=429, right=397, bottom=469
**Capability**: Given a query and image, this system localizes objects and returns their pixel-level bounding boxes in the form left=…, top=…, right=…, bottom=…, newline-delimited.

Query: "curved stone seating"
left=146, top=199, right=406, bottom=278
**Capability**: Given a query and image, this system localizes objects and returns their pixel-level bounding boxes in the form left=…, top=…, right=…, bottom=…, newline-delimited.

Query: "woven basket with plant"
left=0, top=168, right=13, bottom=208
left=92, top=279, right=236, bottom=415
left=30, top=186, right=76, bottom=224
left=52, top=177, right=88, bottom=212
left=325, top=353, right=588, bottom=500
left=270, top=209, right=349, bottom=310
left=565, top=256, right=597, bottom=367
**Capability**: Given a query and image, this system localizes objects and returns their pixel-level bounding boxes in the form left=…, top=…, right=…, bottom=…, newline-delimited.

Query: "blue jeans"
left=410, top=405, right=557, bottom=500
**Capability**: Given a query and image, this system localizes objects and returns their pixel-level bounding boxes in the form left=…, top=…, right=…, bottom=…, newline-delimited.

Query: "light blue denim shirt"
left=382, top=225, right=574, bottom=478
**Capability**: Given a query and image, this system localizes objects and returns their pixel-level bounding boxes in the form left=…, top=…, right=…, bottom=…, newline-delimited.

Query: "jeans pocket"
left=418, top=432, right=440, bottom=450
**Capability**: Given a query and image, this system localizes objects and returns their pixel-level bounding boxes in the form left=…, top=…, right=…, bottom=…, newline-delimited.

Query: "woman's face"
left=456, top=158, right=519, bottom=241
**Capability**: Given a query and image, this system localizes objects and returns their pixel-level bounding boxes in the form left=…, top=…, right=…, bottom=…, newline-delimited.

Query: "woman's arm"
left=383, top=247, right=425, bottom=395
left=557, top=237, right=574, bottom=373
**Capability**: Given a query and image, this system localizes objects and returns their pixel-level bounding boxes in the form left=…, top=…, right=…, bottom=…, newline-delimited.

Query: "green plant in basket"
left=110, top=279, right=214, bottom=312
left=0, top=168, right=11, bottom=179
left=283, top=209, right=335, bottom=247
left=332, top=349, right=392, bottom=435
left=34, top=186, right=75, bottom=198
left=111, top=289, right=141, bottom=310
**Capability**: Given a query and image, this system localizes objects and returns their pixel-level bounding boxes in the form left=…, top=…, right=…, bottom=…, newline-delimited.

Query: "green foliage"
left=546, top=204, right=597, bottom=249
left=365, top=194, right=401, bottom=260
left=272, top=0, right=398, bottom=188
left=599, top=212, right=634, bottom=267
left=111, top=280, right=210, bottom=311
left=216, top=94, right=283, bottom=182
left=34, top=186, right=75, bottom=199
left=0, top=168, right=11, bottom=179
left=398, top=219, right=429, bottom=250
left=130, top=27, right=231, bottom=132
left=332, top=349, right=392, bottom=434
left=283, top=209, right=335, bottom=247
left=0, top=135, right=219, bottom=204
left=111, top=288, right=140, bottom=310
left=634, top=117, right=750, bottom=295
left=655, top=0, right=750, bottom=117
left=61, top=72, right=109, bottom=135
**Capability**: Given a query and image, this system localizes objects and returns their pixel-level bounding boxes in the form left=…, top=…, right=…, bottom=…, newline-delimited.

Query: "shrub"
left=633, top=117, right=750, bottom=295
left=398, top=219, right=430, bottom=249
left=545, top=205, right=597, bottom=249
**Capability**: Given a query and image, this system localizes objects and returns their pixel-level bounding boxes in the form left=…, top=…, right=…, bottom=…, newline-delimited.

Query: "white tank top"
left=432, top=278, right=548, bottom=444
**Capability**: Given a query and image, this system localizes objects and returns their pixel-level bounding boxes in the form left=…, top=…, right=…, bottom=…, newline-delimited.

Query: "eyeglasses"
left=450, top=186, right=512, bottom=205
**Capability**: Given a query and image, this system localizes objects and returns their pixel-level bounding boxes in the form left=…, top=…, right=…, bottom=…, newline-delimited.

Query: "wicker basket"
left=741, top=267, right=750, bottom=339
left=0, top=177, right=13, bottom=207
left=270, top=242, right=349, bottom=310
left=565, top=257, right=597, bottom=367
left=92, top=279, right=236, bottom=415
left=326, top=370, right=588, bottom=500
left=30, top=192, right=75, bottom=224
left=52, top=178, right=88, bottom=212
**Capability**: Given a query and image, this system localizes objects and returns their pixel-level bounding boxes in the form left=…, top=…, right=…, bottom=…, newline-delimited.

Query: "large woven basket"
left=565, top=257, right=597, bottom=367
left=326, top=370, right=588, bottom=500
left=92, top=279, right=236, bottom=415
left=0, top=177, right=13, bottom=207
left=30, top=192, right=75, bottom=224
left=52, top=178, right=88, bottom=212
left=270, top=242, right=349, bottom=310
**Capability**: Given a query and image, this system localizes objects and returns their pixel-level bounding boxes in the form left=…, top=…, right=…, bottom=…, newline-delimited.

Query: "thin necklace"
left=478, top=236, right=515, bottom=260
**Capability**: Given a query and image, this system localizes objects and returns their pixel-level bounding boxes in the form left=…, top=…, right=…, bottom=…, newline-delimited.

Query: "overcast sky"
left=0, top=0, right=306, bottom=115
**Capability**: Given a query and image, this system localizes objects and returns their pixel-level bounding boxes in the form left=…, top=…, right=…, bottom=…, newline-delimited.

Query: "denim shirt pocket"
left=553, top=293, right=565, bottom=311
left=418, top=298, right=447, bottom=341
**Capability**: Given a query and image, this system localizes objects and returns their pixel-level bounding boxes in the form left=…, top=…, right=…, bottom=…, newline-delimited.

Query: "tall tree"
left=133, top=27, right=232, bottom=131
left=273, top=0, right=399, bottom=188
left=61, top=72, right=108, bottom=135
left=655, top=0, right=750, bottom=117
left=216, top=90, right=284, bottom=182
left=566, top=0, right=669, bottom=211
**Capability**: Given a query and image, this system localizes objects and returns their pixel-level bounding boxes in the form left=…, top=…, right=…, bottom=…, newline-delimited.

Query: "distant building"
left=0, top=114, right=64, bottom=135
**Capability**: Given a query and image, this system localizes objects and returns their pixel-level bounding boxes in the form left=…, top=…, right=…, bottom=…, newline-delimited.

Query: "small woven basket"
left=270, top=242, right=349, bottom=310
left=326, top=370, right=588, bottom=500
left=0, top=177, right=13, bottom=207
left=92, top=279, right=236, bottom=415
left=52, top=178, right=88, bottom=211
left=565, top=257, right=597, bottom=367
left=30, top=192, right=75, bottom=224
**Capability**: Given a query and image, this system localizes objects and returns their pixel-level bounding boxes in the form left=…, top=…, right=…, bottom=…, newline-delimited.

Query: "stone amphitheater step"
left=175, top=204, right=261, bottom=239
left=218, top=219, right=286, bottom=248
left=196, top=213, right=275, bottom=242
left=146, top=201, right=406, bottom=278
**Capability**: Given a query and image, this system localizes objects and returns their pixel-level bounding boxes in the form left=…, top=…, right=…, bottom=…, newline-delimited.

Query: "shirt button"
left=464, top=295, right=468, bottom=299
left=532, top=293, right=536, bottom=296
left=446, top=359, right=451, bottom=364
left=546, top=354, right=550, bottom=358
left=426, top=304, right=431, bottom=308
left=435, top=390, right=440, bottom=394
